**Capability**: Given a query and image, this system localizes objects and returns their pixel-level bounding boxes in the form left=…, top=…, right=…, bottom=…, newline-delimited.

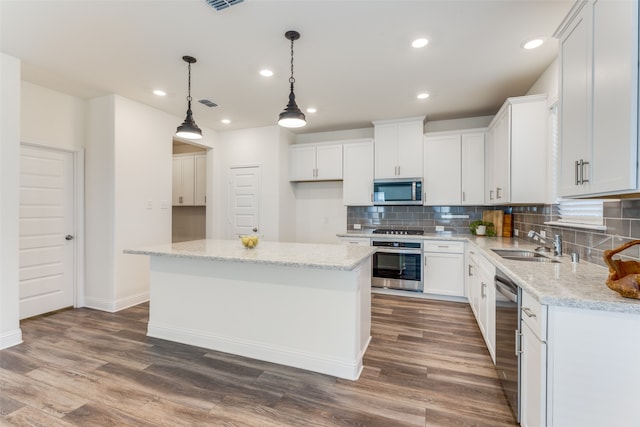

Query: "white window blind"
left=556, top=199, right=604, bottom=226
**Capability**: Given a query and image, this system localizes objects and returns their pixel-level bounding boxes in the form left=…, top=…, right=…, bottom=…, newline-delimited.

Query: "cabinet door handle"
left=397, top=165, right=400, bottom=176
left=179, top=196, right=183, bottom=204
left=522, top=307, right=537, bottom=318
left=575, top=160, right=580, bottom=185
left=489, top=190, right=494, bottom=201
left=515, top=330, right=523, bottom=356
left=462, top=191, right=466, bottom=202
left=581, top=160, right=589, bottom=183
left=468, top=264, right=473, bottom=276
left=496, top=187, right=502, bottom=199
left=370, top=193, right=374, bottom=203
left=481, top=282, right=486, bottom=298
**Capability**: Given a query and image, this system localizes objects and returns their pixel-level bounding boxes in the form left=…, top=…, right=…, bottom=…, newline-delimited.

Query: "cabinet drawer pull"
left=522, top=307, right=537, bottom=318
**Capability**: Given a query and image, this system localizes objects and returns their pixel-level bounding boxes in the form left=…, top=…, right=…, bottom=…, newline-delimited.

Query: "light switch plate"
left=435, top=226, right=444, bottom=232
left=353, top=223, right=362, bottom=230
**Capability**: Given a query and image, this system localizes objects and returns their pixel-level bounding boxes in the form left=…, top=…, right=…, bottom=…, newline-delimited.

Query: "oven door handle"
left=373, top=248, right=422, bottom=255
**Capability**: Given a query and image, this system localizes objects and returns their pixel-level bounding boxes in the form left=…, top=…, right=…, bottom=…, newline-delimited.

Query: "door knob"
left=65, top=235, right=74, bottom=241
left=252, top=227, right=258, bottom=232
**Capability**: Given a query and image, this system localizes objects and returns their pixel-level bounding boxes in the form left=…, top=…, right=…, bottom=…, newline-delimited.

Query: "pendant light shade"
left=278, top=30, right=306, bottom=128
left=176, top=56, right=203, bottom=140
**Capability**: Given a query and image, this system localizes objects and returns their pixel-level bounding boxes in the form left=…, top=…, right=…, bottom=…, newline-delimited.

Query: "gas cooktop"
left=371, top=229, right=425, bottom=235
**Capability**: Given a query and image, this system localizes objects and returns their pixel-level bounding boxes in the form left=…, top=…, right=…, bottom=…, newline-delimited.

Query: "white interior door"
left=228, top=166, right=261, bottom=238
left=19, top=145, right=75, bottom=319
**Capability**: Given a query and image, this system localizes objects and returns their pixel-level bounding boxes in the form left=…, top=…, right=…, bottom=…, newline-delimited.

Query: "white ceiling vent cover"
left=205, top=0, right=244, bottom=11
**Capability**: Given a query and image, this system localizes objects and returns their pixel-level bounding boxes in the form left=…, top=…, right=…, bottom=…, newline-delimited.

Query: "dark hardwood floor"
left=0, top=294, right=518, bottom=426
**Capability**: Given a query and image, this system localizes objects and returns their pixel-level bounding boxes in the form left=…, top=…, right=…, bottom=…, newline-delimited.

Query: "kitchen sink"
left=492, top=249, right=546, bottom=258
left=492, top=249, right=560, bottom=263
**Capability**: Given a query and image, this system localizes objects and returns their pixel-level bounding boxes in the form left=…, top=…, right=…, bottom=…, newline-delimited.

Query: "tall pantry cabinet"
left=556, top=0, right=639, bottom=197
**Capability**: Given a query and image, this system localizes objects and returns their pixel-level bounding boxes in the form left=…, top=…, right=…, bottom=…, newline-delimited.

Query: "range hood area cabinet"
left=172, top=153, right=206, bottom=206
left=289, top=142, right=343, bottom=181
left=423, top=129, right=485, bottom=205
left=485, top=94, right=548, bottom=205
left=373, top=117, right=425, bottom=179
left=343, top=139, right=374, bottom=206
left=556, top=0, right=639, bottom=197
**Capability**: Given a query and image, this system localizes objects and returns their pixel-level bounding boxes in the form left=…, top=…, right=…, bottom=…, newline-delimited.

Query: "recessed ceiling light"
left=411, top=38, right=429, bottom=48
left=153, top=89, right=166, bottom=96
left=221, top=119, right=231, bottom=124
left=522, top=37, right=544, bottom=50
left=417, top=93, right=430, bottom=100
left=306, top=107, right=317, bottom=113
left=259, top=69, right=274, bottom=77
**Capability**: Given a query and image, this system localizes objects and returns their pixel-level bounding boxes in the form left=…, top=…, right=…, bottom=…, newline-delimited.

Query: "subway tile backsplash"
left=512, top=200, right=640, bottom=267
left=347, top=199, right=640, bottom=267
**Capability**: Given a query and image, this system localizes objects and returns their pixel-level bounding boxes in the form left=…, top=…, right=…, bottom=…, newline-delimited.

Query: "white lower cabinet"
left=423, top=241, right=465, bottom=297
left=520, top=290, right=547, bottom=427
left=466, top=246, right=495, bottom=362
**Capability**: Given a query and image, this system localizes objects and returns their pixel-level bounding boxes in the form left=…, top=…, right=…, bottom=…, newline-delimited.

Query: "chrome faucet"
left=527, top=230, right=546, bottom=244
left=553, top=234, right=563, bottom=257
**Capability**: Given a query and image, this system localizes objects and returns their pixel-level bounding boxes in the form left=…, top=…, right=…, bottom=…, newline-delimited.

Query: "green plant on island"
left=469, top=220, right=496, bottom=236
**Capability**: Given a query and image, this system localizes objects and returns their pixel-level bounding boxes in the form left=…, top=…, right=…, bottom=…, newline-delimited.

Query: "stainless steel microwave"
left=373, top=178, right=423, bottom=205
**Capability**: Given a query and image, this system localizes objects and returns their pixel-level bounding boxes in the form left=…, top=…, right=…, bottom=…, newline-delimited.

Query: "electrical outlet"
left=514, top=229, right=519, bottom=237
left=435, top=226, right=444, bottom=232
left=353, top=223, right=362, bottom=230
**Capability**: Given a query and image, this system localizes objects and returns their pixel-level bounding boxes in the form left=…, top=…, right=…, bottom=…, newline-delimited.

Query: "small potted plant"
left=469, top=220, right=496, bottom=236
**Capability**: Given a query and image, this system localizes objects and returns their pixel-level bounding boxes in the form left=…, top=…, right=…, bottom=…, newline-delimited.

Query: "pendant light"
left=176, top=55, right=202, bottom=140
left=278, top=30, right=306, bottom=128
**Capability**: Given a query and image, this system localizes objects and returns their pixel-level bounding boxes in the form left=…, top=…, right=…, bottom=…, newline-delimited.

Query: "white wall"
left=21, top=81, right=86, bottom=150
left=425, top=116, right=494, bottom=133
left=527, top=57, right=559, bottom=103
left=527, top=58, right=559, bottom=203
left=297, top=127, right=373, bottom=144
left=210, top=125, right=295, bottom=242
left=0, top=53, right=23, bottom=349
left=85, top=94, right=216, bottom=311
left=293, top=181, right=346, bottom=244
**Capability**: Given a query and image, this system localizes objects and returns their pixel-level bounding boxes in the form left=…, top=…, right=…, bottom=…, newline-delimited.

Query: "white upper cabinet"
left=557, top=0, right=639, bottom=197
left=485, top=95, right=547, bottom=205
left=343, top=139, right=374, bottom=206
left=461, top=132, right=486, bottom=205
left=424, top=133, right=462, bottom=205
left=373, top=117, right=424, bottom=179
left=194, top=154, right=207, bottom=206
left=423, top=129, right=486, bottom=206
left=289, top=143, right=343, bottom=181
left=173, top=153, right=207, bottom=207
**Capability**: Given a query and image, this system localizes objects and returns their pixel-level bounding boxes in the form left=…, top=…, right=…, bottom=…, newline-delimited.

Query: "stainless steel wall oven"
left=371, top=236, right=423, bottom=292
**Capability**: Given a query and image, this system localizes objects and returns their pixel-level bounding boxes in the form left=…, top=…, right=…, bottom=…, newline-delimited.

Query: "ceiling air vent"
left=205, top=0, right=244, bottom=11
left=198, top=99, right=218, bottom=108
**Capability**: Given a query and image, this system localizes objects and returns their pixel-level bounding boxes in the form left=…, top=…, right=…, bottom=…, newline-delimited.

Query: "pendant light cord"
left=289, top=37, right=295, bottom=88
left=187, top=61, right=193, bottom=107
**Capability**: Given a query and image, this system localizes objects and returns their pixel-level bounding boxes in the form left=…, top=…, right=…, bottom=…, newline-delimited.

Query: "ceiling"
left=0, top=0, right=573, bottom=134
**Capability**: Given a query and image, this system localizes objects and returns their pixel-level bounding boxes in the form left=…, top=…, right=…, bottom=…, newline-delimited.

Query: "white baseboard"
left=147, top=322, right=365, bottom=380
left=84, top=291, right=149, bottom=313
left=0, top=328, right=23, bottom=349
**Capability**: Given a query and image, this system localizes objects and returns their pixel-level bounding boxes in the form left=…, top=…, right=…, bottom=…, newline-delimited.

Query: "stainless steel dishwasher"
left=494, top=269, right=521, bottom=422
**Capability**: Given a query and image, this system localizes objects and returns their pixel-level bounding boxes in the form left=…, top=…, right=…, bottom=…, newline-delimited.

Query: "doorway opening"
left=172, top=139, right=208, bottom=243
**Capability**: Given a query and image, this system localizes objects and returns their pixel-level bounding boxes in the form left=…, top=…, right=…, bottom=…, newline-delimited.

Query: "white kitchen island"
left=125, top=239, right=376, bottom=380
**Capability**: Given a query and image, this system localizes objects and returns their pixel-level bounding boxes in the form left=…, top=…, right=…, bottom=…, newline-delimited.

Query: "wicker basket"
left=604, top=240, right=640, bottom=299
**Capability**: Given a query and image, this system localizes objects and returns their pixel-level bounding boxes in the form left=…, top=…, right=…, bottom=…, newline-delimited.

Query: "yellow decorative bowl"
left=240, top=235, right=259, bottom=249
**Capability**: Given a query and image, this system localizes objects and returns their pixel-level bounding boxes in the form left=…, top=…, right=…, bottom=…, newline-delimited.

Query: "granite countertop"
left=125, top=239, right=377, bottom=271
left=339, top=231, right=640, bottom=314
